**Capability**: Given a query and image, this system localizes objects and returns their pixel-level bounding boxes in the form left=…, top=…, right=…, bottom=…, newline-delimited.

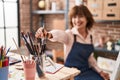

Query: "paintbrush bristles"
left=12, top=38, right=24, bottom=62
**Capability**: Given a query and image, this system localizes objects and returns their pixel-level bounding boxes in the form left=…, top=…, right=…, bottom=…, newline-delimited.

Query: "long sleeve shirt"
left=49, top=27, right=102, bottom=73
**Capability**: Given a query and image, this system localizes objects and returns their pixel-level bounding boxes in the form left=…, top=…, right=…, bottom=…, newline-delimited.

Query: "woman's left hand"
left=99, top=71, right=110, bottom=80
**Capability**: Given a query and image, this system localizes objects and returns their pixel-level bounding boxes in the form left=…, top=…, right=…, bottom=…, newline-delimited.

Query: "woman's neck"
left=78, top=28, right=88, bottom=39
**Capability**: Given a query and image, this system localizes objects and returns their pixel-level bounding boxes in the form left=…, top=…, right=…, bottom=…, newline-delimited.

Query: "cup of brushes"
left=21, top=31, right=47, bottom=77
left=0, top=46, right=9, bottom=80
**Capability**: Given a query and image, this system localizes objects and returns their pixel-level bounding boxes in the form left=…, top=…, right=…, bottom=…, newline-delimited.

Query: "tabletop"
left=8, top=52, right=80, bottom=80
left=9, top=62, right=80, bottom=80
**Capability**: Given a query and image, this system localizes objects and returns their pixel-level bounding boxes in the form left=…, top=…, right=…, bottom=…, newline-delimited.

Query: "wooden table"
left=8, top=52, right=80, bottom=80
left=37, top=67, right=80, bottom=80
left=9, top=62, right=80, bottom=80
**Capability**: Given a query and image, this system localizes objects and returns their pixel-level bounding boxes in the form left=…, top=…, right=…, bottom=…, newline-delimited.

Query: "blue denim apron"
left=65, top=35, right=103, bottom=80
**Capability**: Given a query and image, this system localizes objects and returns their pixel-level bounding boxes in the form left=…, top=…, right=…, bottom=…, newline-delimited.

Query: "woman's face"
left=72, top=15, right=87, bottom=29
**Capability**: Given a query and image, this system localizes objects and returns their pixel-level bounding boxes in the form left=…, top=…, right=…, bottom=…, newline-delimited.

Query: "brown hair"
left=69, top=5, right=94, bottom=30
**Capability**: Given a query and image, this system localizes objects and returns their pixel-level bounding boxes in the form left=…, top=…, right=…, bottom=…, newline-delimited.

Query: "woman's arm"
left=88, top=53, right=110, bottom=80
left=49, top=29, right=70, bottom=44
left=88, top=53, right=102, bottom=73
left=35, top=28, right=70, bottom=44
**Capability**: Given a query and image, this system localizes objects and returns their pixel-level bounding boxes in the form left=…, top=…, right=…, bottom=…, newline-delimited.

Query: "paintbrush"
left=12, top=38, right=24, bottom=62
left=27, top=32, right=35, bottom=54
left=21, top=32, right=34, bottom=55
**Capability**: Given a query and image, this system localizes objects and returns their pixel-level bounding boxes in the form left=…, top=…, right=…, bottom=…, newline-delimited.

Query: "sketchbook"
left=45, top=63, right=64, bottom=74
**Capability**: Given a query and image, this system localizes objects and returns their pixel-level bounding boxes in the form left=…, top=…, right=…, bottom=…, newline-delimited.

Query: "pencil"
left=0, top=60, right=2, bottom=68
left=6, top=47, right=11, bottom=55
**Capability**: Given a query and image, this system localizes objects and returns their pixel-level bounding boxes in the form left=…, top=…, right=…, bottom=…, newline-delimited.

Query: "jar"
left=38, top=0, right=45, bottom=10
left=56, top=0, right=62, bottom=10
left=51, top=1, right=56, bottom=11
left=45, top=0, right=50, bottom=10
left=75, top=0, right=83, bottom=6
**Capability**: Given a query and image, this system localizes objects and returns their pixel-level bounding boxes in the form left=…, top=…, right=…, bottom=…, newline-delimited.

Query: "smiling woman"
left=35, top=5, right=110, bottom=80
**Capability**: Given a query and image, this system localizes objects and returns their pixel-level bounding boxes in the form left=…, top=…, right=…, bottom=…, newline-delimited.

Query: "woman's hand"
left=99, top=71, right=110, bottom=80
left=35, top=27, right=52, bottom=39
left=35, top=27, right=48, bottom=38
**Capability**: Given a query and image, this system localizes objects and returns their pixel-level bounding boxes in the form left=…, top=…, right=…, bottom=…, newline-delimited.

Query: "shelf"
left=30, top=0, right=69, bottom=33
left=94, top=47, right=119, bottom=60
left=95, top=20, right=120, bottom=23
left=94, top=47, right=119, bottom=54
left=32, top=10, right=66, bottom=15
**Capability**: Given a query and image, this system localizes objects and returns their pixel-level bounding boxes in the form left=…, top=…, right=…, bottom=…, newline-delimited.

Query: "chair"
left=52, top=49, right=64, bottom=63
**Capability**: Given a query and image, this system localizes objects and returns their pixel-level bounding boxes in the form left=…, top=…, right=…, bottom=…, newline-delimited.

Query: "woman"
left=35, top=5, right=109, bottom=80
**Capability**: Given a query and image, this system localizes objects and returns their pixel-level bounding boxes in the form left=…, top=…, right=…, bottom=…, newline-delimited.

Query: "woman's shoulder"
left=87, top=29, right=94, bottom=37
left=65, top=29, right=75, bottom=40
left=65, top=29, right=73, bottom=34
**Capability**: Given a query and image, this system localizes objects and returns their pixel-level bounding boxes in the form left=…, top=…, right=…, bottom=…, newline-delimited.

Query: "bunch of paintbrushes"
left=20, top=31, right=47, bottom=77
left=20, top=31, right=48, bottom=56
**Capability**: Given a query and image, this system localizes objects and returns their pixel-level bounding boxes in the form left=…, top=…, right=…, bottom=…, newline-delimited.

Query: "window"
left=0, top=0, right=19, bottom=50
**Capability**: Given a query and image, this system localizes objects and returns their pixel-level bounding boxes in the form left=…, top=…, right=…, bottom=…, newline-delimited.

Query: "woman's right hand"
left=35, top=27, right=53, bottom=39
left=35, top=27, right=48, bottom=38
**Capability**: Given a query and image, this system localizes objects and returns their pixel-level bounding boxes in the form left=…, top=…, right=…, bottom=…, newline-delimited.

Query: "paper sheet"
left=46, top=63, right=64, bottom=74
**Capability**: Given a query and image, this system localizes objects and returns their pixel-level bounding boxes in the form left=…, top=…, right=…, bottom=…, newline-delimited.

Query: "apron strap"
left=74, top=35, right=76, bottom=42
left=74, top=34, right=93, bottom=44
left=90, top=35, right=93, bottom=44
